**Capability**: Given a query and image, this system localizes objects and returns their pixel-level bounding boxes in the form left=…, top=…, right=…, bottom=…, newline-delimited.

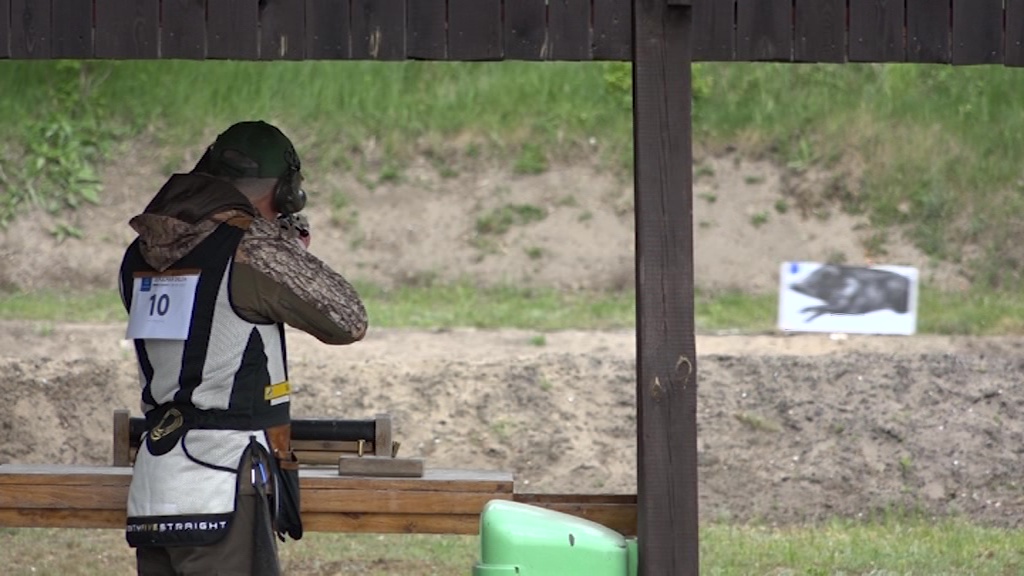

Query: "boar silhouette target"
left=789, top=264, right=910, bottom=322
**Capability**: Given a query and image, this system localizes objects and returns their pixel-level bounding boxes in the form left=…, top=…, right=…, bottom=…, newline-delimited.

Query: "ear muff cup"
left=273, top=169, right=306, bottom=215
left=273, top=147, right=306, bottom=215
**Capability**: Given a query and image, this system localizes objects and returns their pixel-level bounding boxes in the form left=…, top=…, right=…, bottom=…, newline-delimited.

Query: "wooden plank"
left=351, top=0, right=406, bottom=60
left=548, top=0, right=591, bottom=60
left=0, top=465, right=513, bottom=492
left=161, top=0, right=206, bottom=59
left=260, top=0, right=305, bottom=60
left=514, top=494, right=637, bottom=536
left=633, top=0, right=698, bottom=574
left=406, top=0, right=446, bottom=59
left=0, top=508, right=125, bottom=529
left=592, top=0, right=632, bottom=60
left=0, top=508, right=489, bottom=533
left=952, top=0, right=1003, bottom=65
left=0, top=0, right=9, bottom=58
left=1009, top=0, right=1024, bottom=67
left=0, top=465, right=134, bottom=485
left=504, top=0, right=547, bottom=60
left=51, top=0, right=93, bottom=58
left=448, top=0, right=502, bottom=60
left=208, top=0, right=258, bottom=59
left=374, top=413, right=392, bottom=456
left=301, top=468, right=513, bottom=492
left=306, top=0, right=349, bottom=59
left=292, top=439, right=373, bottom=453
left=296, top=451, right=355, bottom=466
left=337, top=456, right=424, bottom=477
left=94, top=0, right=159, bottom=58
left=302, top=512, right=483, bottom=534
left=736, top=0, right=792, bottom=61
left=9, top=0, right=50, bottom=58
left=304, top=488, right=493, bottom=513
left=112, top=409, right=131, bottom=467
left=693, top=0, right=734, bottom=61
left=0, top=485, right=127, bottom=510
left=848, top=0, right=905, bottom=62
left=906, top=0, right=950, bottom=63
left=794, top=0, right=845, bottom=63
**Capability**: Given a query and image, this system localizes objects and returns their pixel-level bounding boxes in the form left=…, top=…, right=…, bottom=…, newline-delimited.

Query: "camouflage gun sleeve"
left=231, top=217, right=367, bottom=345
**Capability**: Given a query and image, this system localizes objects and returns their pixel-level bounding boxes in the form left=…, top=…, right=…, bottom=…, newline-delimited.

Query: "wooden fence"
left=1, top=0, right=1022, bottom=65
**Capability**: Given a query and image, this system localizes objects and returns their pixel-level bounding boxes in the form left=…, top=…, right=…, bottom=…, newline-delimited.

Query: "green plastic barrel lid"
left=474, top=500, right=628, bottom=576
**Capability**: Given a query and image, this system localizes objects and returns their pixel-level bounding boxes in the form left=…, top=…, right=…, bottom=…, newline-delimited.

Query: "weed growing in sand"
left=33, top=322, right=55, bottom=337
left=490, top=419, right=513, bottom=441
left=734, top=412, right=781, bottom=433
left=378, top=161, right=403, bottom=185
left=899, top=455, right=914, bottom=480
left=475, top=204, right=547, bottom=236
left=555, top=195, right=579, bottom=207
left=695, top=164, right=716, bottom=180
left=513, top=143, right=548, bottom=175
left=528, top=334, right=547, bottom=347
left=749, top=211, right=770, bottom=228
left=524, top=246, right=545, bottom=260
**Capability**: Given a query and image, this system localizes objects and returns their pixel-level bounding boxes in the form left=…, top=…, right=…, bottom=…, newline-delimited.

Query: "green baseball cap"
left=197, top=120, right=301, bottom=179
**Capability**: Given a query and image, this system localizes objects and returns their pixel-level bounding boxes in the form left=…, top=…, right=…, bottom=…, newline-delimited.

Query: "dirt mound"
left=2, top=322, right=1023, bottom=527
left=0, top=149, right=966, bottom=294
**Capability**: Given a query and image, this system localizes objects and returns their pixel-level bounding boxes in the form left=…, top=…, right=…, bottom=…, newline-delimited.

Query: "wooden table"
left=0, top=465, right=637, bottom=535
left=0, top=465, right=513, bottom=534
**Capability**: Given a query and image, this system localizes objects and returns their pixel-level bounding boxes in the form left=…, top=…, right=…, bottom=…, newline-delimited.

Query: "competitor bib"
left=126, top=271, right=200, bottom=340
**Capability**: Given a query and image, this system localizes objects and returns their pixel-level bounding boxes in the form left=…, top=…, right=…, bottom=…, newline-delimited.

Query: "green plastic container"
left=473, top=500, right=636, bottom=576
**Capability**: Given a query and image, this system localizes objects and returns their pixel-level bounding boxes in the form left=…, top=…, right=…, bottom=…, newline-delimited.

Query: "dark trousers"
left=136, top=467, right=280, bottom=575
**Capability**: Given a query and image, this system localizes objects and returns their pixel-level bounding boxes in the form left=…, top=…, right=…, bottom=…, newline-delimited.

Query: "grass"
left=0, top=290, right=126, bottom=323
left=1, top=284, right=1021, bottom=335
left=3, top=517, right=1024, bottom=575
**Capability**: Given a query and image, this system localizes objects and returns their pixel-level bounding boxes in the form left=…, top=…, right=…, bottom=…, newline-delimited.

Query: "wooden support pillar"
left=632, top=0, right=698, bottom=574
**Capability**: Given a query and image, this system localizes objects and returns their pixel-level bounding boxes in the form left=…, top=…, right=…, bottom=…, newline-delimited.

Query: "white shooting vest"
left=119, top=222, right=290, bottom=547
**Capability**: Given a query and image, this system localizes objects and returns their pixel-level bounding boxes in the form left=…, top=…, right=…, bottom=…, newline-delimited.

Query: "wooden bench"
left=0, top=464, right=512, bottom=534
left=0, top=411, right=637, bottom=535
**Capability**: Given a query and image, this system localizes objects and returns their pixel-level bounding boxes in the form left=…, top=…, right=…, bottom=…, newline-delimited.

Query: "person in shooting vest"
left=119, top=120, right=367, bottom=575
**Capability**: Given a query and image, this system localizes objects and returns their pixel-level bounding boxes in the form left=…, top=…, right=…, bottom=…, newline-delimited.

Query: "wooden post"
left=632, top=0, right=698, bottom=574
left=112, top=409, right=131, bottom=467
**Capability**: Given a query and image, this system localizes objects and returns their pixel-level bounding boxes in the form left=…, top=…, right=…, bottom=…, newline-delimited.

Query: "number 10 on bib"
left=126, top=273, right=201, bottom=340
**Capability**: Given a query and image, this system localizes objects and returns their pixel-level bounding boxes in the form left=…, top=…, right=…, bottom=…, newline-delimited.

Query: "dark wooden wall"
left=1, top=0, right=1022, bottom=65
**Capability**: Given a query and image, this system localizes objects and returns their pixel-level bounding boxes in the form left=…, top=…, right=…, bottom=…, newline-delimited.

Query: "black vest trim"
left=173, top=225, right=242, bottom=405
left=229, top=329, right=270, bottom=416
left=126, top=512, right=233, bottom=548
left=120, top=239, right=157, bottom=408
left=135, top=340, right=157, bottom=409
left=143, top=401, right=289, bottom=432
left=181, top=431, right=238, bottom=474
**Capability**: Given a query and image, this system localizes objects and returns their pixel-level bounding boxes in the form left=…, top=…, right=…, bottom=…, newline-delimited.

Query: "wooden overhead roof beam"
left=3, top=0, right=1024, bottom=65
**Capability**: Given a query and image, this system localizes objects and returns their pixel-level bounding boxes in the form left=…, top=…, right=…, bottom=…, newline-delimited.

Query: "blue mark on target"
left=789, top=262, right=799, bottom=275
left=140, top=277, right=152, bottom=292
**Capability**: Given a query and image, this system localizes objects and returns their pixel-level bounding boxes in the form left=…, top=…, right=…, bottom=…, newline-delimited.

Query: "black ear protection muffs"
left=272, top=147, right=307, bottom=216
